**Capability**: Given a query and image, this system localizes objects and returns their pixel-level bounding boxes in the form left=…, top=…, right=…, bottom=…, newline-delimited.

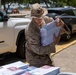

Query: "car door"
left=0, top=11, right=14, bottom=54
left=70, top=16, right=76, bottom=33
left=66, top=10, right=76, bottom=33
left=71, top=9, right=76, bottom=32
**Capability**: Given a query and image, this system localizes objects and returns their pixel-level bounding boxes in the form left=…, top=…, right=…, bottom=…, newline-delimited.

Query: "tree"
left=51, top=0, right=76, bottom=7
left=1, top=0, right=23, bottom=13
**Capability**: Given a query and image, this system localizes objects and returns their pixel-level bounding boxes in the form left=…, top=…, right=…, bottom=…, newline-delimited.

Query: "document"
left=40, top=19, right=61, bottom=46
left=29, top=66, right=60, bottom=75
left=0, top=61, right=29, bottom=75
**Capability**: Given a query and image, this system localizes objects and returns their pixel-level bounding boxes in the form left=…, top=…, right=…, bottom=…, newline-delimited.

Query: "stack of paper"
left=0, top=61, right=29, bottom=75
left=29, top=65, right=60, bottom=75
left=40, top=20, right=61, bottom=46
left=0, top=61, right=60, bottom=75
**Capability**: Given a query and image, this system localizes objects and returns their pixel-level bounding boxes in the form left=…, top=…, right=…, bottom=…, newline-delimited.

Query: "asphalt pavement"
left=53, top=43, right=76, bottom=73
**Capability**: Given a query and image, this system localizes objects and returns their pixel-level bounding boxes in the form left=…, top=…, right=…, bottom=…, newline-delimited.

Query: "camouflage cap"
left=31, top=3, right=48, bottom=18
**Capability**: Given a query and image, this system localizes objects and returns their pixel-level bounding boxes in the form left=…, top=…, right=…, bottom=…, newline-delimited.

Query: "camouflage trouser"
left=28, top=55, right=55, bottom=67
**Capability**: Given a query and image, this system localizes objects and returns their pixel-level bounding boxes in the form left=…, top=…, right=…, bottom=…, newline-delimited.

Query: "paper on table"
left=29, top=66, right=60, bottom=75
left=40, top=19, right=61, bottom=46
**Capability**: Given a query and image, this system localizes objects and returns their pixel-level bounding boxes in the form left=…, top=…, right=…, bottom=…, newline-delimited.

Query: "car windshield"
left=73, top=9, right=76, bottom=16
left=0, top=10, right=7, bottom=16
left=48, top=8, right=76, bottom=16
left=62, top=10, right=75, bottom=16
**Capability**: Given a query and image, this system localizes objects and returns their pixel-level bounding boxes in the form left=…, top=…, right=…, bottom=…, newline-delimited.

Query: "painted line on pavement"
left=51, top=38, right=76, bottom=57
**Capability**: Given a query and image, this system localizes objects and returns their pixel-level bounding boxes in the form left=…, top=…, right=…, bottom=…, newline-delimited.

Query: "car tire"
left=16, top=36, right=26, bottom=59
left=61, top=31, right=71, bottom=41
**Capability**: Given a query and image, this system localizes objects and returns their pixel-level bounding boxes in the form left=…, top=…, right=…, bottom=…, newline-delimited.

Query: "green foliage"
left=51, top=0, right=76, bottom=7
left=1, top=0, right=23, bottom=4
left=1, top=0, right=76, bottom=8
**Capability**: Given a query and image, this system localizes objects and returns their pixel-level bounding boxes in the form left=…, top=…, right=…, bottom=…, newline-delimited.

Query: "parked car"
left=7, top=8, right=12, bottom=14
left=0, top=10, right=31, bottom=59
left=12, top=8, right=19, bottom=13
left=46, top=7, right=76, bottom=41
left=7, top=8, right=19, bottom=14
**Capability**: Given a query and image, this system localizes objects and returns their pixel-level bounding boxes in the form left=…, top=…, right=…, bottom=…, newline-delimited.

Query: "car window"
left=0, top=12, right=3, bottom=22
left=63, top=10, right=74, bottom=16
left=0, top=10, right=7, bottom=16
left=73, top=9, right=76, bottom=16
left=48, top=10, right=64, bottom=16
left=48, top=9, right=76, bottom=16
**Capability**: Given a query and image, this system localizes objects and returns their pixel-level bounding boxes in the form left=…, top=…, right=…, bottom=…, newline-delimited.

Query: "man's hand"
left=55, top=16, right=64, bottom=27
left=53, top=33, right=61, bottom=45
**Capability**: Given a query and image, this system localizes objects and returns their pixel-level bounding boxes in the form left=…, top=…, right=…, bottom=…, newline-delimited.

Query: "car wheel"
left=16, top=36, right=26, bottom=59
left=61, top=31, right=71, bottom=41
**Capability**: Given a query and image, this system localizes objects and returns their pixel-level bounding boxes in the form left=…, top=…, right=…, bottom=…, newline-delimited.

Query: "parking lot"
left=53, top=39, right=76, bottom=72
left=8, top=9, right=31, bottom=17
left=53, top=33, right=76, bottom=56
left=0, top=9, right=76, bottom=73
left=0, top=33, right=76, bottom=66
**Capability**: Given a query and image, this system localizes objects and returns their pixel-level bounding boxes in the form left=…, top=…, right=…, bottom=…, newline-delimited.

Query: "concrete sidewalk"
left=53, top=43, right=76, bottom=73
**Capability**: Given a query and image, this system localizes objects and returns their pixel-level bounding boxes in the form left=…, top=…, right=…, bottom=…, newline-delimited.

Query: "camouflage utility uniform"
left=25, top=16, right=56, bottom=67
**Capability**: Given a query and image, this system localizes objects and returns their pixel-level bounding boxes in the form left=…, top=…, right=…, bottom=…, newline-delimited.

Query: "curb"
left=51, top=39, right=76, bottom=57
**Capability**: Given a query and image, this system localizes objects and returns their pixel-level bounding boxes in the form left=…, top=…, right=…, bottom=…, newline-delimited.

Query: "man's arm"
left=26, top=31, right=55, bottom=55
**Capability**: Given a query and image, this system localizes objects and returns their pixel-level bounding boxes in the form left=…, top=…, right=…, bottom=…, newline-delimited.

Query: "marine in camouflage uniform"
left=25, top=3, right=64, bottom=67
left=25, top=16, right=56, bottom=67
